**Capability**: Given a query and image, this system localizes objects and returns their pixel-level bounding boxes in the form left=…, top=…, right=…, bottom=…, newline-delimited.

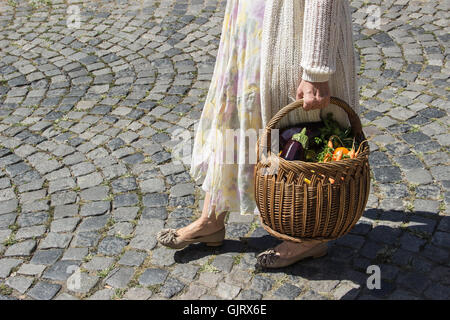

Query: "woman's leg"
left=175, top=192, right=228, bottom=240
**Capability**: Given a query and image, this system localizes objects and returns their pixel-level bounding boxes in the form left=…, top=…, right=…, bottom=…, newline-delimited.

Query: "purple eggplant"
left=279, top=122, right=323, bottom=149
left=280, top=127, right=303, bottom=149
left=280, top=140, right=305, bottom=161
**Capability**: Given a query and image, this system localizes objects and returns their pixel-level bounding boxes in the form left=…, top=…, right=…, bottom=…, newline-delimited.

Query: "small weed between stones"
left=232, top=254, right=242, bottom=266
left=112, top=288, right=127, bottom=299
left=0, top=284, right=12, bottom=295
left=405, top=202, right=415, bottom=212
left=147, top=284, right=161, bottom=294
left=3, top=234, right=17, bottom=246
left=97, top=265, right=115, bottom=278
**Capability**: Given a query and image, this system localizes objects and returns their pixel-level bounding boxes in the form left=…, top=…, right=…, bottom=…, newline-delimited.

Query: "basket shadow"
left=173, top=208, right=445, bottom=299
left=251, top=208, right=444, bottom=299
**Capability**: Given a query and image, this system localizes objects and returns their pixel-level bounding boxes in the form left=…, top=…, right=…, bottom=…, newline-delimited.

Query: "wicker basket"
left=254, top=97, right=371, bottom=243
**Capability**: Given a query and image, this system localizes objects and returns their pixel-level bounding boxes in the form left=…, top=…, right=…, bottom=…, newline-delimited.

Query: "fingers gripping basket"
left=254, top=97, right=371, bottom=243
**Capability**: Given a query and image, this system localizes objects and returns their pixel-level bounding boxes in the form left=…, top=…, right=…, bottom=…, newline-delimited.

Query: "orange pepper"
left=332, top=147, right=349, bottom=161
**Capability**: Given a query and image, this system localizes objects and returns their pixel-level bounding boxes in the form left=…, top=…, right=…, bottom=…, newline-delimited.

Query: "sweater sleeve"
left=301, top=0, right=340, bottom=83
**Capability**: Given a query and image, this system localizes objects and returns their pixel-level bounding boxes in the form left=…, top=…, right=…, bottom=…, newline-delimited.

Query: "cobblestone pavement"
left=0, top=0, right=448, bottom=300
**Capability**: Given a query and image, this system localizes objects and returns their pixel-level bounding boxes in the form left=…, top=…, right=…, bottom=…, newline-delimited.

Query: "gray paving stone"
left=113, top=193, right=139, bottom=208
left=28, top=281, right=61, bottom=300
left=160, top=277, right=185, bottom=298
left=139, top=178, right=166, bottom=193
left=112, top=207, right=139, bottom=222
left=17, top=263, right=46, bottom=277
left=87, top=288, right=114, bottom=300
left=4, top=239, right=36, bottom=257
left=179, top=284, right=208, bottom=299
left=72, top=231, right=101, bottom=247
left=80, top=186, right=109, bottom=201
left=39, top=232, right=72, bottom=249
left=51, top=191, right=77, bottom=207
left=15, top=225, right=46, bottom=240
left=151, top=247, right=176, bottom=267
left=123, top=287, right=152, bottom=300
left=0, top=199, right=18, bottom=214
left=169, top=183, right=194, bottom=197
left=53, top=204, right=79, bottom=218
left=236, top=289, right=263, bottom=300
left=17, top=211, right=48, bottom=227
left=171, top=264, right=199, bottom=282
left=118, top=250, right=147, bottom=267
left=142, top=207, right=168, bottom=220
left=77, top=172, right=103, bottom=189
left=198, top=271, right=223, bottom=289
left=48, top=177, right=75, bottom=194
left=211, top=255, right=234, bottom=273
left=0, top=213, right=16, bottom=229
left=97, top=236, right=127, bottom=256
left=77, top=214, right=109, bottom=232
left=42, top=260, right=80, bottom=281
left=54, top=293, right=80, bottom=300
left=105, top=267, right=135, bottom=289
left=62, top=247, right=89, bottom=261
left=108, top=221, right=134, bottom=237
left=139, top=268, right=169, bottom=286
left=67, top=271, right=99, bottom=294
left=414, top=199, right=440, bottom=214
left=50, top=217, right=80, bottom=233
left=430, top=166, right=450, bottom=182
left=143, top=193, right=168, bottom=207
left=5, top=276, right=34, bottom=294
left=111, top=177, right=138, bottom=193
left=80, top=201, right=110, bottom=217
left=83, top=257, right=115, bottom=272
left=129, top=233, right=157, bottom=251
left=372, top=166, right=402, bottom=183
left=405, top=169, right=433, bottom=185
left=30, top=248, right=64, bottom=265
left=251, top=275, right=274, bottom=293
left=0, top=258, right=22, bottom=278
left=273, top=283, right=304, bottom=299
left=216, top=282, right=241, bottom=300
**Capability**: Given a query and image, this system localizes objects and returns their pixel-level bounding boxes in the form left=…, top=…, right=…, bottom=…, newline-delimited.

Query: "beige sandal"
left=256, top=242, right=328, bottom=268
left=156, top=227, right=226, bottom=249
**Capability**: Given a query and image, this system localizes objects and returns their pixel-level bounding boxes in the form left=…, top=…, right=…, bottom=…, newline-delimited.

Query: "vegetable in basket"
left=278, top=113, right=360, bottom=163
left=279, top=122, right=322, bottom=149
left=280, top=127, right=309, bottom=161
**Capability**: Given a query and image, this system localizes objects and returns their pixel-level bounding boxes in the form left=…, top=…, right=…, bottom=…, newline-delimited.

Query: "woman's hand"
left=296, top=79, right=330, bottom=111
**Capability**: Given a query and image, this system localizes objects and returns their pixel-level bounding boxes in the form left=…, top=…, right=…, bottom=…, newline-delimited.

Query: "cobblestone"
left=0, top=0, right=447, bottom=301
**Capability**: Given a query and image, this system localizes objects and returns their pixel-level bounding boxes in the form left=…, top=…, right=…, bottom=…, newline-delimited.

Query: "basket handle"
left=257, top=97, right=364, bottom=161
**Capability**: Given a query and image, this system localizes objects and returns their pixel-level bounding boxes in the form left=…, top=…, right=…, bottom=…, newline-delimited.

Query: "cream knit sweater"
left=260, top=0, right=359, bottom=129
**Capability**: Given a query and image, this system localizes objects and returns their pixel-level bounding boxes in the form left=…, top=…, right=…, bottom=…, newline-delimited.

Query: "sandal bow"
left=256, top=249, right=280, bottom=267
left=156, top=229, right=179, bottom=245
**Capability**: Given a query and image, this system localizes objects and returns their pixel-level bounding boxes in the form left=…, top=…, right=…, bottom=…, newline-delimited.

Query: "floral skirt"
left=190, top=0, right=266, bottom=217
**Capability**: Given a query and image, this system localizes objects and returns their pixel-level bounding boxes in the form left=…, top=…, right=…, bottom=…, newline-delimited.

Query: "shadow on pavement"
left=174, top=208, right=448, bottom=299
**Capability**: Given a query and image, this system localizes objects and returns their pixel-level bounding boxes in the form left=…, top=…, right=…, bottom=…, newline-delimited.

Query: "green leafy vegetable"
left=316, top=146, right=333, bottom=163
left=279, top=113, right=358, bottom=163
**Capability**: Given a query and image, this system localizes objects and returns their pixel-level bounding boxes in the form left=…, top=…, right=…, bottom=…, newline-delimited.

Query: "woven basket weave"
left=254, top=97, right=370, bottom=243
